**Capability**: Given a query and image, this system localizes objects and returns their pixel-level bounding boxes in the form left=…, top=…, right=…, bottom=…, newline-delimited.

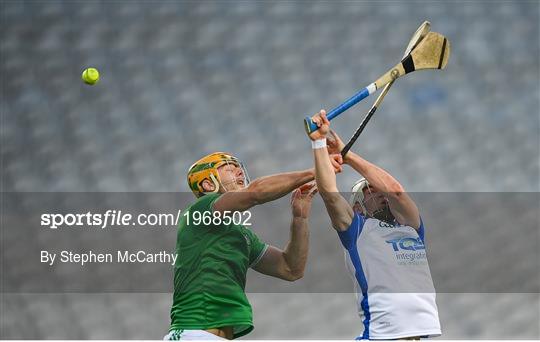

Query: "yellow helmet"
left=187, top=152, right=249, bottom=197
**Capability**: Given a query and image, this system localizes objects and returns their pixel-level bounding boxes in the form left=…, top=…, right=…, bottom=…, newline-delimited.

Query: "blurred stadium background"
left=1, top=0, right=539, bottom=339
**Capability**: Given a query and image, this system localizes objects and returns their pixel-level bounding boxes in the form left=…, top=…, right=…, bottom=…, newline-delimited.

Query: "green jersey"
left=169, top=193, right=268, bottom=338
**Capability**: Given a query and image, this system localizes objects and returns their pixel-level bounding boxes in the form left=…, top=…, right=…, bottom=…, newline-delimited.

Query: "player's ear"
left=201, top=179, right=216, bottom=192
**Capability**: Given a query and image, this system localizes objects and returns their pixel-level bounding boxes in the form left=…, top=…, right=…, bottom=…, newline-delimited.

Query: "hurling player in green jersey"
left=166, top=152, right=342, bottom=340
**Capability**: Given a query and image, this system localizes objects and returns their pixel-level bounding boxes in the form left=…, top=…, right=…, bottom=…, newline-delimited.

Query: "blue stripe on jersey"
left=347, top=246, right=371, bottom=340
left=337, top=212, right=364, bottom=249
left=418, top=216, right=425, bottom=244
left=338, top=213, right=370, bottom=339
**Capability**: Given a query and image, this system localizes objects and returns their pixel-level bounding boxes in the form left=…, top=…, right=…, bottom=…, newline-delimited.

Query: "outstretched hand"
left=291, top=182, right=318, bottom=218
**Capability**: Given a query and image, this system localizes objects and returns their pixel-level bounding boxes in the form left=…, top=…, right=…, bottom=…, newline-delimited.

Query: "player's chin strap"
left=204, top=160, right=250, bottom=196
left=199, top=174, right=228, bottom=197
left=208, top=174, right=222, bottom=194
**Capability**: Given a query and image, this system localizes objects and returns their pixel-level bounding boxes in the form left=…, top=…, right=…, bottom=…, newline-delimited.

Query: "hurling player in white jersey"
left=308, top=110, right=441, bottom=340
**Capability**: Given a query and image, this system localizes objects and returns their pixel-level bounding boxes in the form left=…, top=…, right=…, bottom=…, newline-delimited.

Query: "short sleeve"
left=244, top=228, right=269, bottom=268
left=337, top=212, right=365, bottom=250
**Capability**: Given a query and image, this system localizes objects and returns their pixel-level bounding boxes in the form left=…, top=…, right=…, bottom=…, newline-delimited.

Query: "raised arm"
left=327, top=129, right=420, bottom=229
left=214, top=169, right=315, bottom=212
left=253, top=182, right=317, bottom=281
left=344, top=152, right=420, bottom=228
left=309, top=110, right=354, bottom=232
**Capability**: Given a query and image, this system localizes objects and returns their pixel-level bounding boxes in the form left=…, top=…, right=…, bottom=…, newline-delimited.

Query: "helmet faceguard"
left=349, top=178, right=395, bottom=223
left=349, top=178, right=370, bottom=211
left=187, top=152, right=250, bottom=197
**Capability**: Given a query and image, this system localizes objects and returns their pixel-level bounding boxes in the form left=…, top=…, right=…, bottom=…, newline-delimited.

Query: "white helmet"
left=349, top=178, right=370, bottom=210
left=350, top=177, right=395, bottom=223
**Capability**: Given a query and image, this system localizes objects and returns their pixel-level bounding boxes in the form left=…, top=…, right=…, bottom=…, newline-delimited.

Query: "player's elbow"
left=288, top=272, right=304, bottom=282
left=282, top=269, right=304, bottom=282
left=386, top=184, right=405, bottom=199
left=280, top=258, right=305, bottom=281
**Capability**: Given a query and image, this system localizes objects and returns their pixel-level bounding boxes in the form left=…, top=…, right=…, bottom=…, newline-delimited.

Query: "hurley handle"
left=304, top=86, right=374, bottom=135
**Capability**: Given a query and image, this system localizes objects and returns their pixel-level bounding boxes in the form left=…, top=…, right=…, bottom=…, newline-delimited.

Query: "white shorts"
left=163, top=329, right=227, bottom=340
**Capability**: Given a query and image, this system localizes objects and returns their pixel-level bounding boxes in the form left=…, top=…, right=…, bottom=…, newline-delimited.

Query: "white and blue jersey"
left=338, top=213, right=441, bottom=340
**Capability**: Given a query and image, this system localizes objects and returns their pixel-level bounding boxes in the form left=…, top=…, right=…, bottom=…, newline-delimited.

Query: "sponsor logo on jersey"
left=385, top=237, right=425, bottom=251
left=378, top=220, right=408, bottom=229
left=378, top=221, right=397, bottom=228
left=386, top=237, right=427, bottom=265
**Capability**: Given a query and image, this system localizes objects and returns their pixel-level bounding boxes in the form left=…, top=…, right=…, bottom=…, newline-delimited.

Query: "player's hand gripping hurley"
left=304, top=22, right=450, bottom=135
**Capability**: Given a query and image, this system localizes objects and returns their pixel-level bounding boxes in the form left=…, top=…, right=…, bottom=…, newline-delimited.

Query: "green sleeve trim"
left=249, top=244, right=268, bottom=268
